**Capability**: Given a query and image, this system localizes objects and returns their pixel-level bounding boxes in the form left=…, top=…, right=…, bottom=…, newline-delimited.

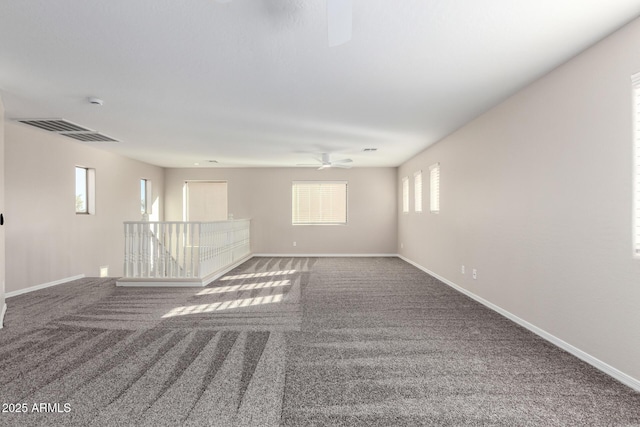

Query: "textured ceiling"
left=1, top=0, right=640, bottom=168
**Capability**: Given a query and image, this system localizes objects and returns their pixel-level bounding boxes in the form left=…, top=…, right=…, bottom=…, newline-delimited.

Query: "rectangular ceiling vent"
left=14, top=119, right=119, bottom=143
left=64, top=132, right=118, bottom=142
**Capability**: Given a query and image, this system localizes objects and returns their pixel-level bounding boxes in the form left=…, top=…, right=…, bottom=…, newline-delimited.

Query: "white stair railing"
left=122, top=219, right=250, bottom=284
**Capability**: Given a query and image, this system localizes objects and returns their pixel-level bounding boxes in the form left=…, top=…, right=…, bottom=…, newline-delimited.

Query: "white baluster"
left=124, top=223, right=130, bottom=277
left=181, top=223, right=187, bottom=278
left=190, top=224, right=200, bottom=277
left=168, top=223, right=172, bottom=278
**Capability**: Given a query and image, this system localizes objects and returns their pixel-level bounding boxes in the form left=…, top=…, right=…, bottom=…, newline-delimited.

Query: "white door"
left=0, top=96, right=6, bottom=327
left=184, top=181, right=228, bottom=221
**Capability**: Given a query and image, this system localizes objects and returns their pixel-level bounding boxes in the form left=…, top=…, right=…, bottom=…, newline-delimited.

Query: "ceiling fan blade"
left=332, top=158, right=353, bottom=164
left=318, top=165, right=332, bottom=170
left=332, top=163, right=352, bottom=169
left=327, top=0, right=352, bottom=47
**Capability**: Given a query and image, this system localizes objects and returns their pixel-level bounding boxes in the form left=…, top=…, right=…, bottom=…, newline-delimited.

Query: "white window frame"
left=414, top=171, right=423, bottom=213
left=429, top=163, right=440, bottom=214
left=292, top=181, right=348, bottom=225
left=402, top=176, right=409, bottom=213
left=141, top=178, right=152, bottom=215
left=75, top=166, right=96, bottom=215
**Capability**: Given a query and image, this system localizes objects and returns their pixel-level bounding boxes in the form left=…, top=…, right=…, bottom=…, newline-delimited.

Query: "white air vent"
left=15, top=118, right=119, bottom=143
left=18, top=119, right=90, bottom=132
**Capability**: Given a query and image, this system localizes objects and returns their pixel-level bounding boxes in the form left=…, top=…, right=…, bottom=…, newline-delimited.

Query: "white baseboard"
left=253, top=253, right=398, bottom=258
left=0, top=303, right=6, bottom=329
left=5, top=274, right=86, bottom=298
left=398, top=255, right=640, bottom=393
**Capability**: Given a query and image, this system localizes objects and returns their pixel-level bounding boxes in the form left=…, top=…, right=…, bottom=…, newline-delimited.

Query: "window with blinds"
left=632, top=73, right=640, bottom=256
left=429, top=163, right=440, bottom=213
left=292, top=181, right=347, bottom=225
left=414, top=171, right=423, bottom=213
left=402, top=176, right=409, bottom=213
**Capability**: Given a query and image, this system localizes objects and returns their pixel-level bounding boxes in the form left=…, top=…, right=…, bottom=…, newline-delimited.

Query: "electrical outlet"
left=472, top=269, right=477, bottom=280
left=400, top=243, right=404, bottom=249
left=100, top=266, right=109, bottom=277
left=461, top=265, right=465, bottom=274
left=293, top=241, right=297, bottom=247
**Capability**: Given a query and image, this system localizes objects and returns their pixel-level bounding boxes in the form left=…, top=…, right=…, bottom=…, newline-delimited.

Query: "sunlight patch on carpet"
left=219, top=270, right=297, bottom=281
left=197, top=280, right=291, bottom=295
left=162, top=294, right=285, bottom=317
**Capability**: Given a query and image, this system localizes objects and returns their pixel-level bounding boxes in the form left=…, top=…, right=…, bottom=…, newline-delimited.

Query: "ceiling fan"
left=216, top=0, right=352, bottom=47
left=299, top=153, right=353, bottom=170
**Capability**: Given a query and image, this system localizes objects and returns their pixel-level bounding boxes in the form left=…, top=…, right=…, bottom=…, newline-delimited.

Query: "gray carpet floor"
left=1, top=257, right=639, bottom=426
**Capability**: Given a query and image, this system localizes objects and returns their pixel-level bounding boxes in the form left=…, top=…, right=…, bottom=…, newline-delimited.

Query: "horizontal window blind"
left=632, top=73, right=640, bottom=256
left=402, top=176, right=409, bottom=213
left=429, top=163, right=440, bottom=213
left=414, top=171, right=423, bottom=213
left=292, top=181, right=347, bottom=224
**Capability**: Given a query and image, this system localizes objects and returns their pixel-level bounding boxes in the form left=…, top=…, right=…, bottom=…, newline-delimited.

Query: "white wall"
left=4, top=126, right=394, bottom=294
left=0, top=95, right=5, bottom=325
left=398, top=17, right=640, bottom=383
left=5, top=122, right=164, bottom=294
left=164, top=167, right=397, bottom=255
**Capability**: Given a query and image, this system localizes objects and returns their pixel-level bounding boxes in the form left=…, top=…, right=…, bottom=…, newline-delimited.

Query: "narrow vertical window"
left=76, top=166, right=95, bottom=215
left=140, top=179, right=147, bottom=214
left=414, top=171, right=423, bottom=213
left=632, top=73, right=640, bottom=256
left=429, top=163, right=440, bottom=213
left=141, top=179, right=152, bottom=215
left=76, top=167, right=88, bottom=214
left=402, top=176, right=409, bottom=213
